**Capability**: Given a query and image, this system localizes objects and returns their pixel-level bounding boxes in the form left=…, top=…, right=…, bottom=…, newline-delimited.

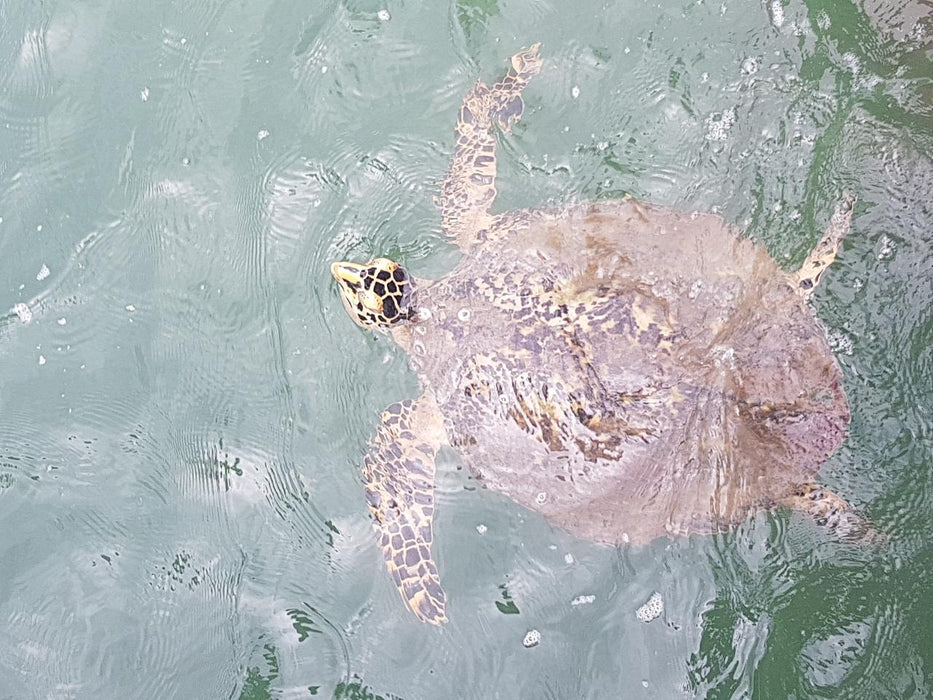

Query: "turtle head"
left=331, top=257, right=414, bottom=330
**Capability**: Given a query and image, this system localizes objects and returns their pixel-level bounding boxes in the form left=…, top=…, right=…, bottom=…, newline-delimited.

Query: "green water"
left=1, top=0, right=931, bottom=697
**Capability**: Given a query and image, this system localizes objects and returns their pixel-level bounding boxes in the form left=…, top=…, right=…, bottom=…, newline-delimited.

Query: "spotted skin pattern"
left=331, top=258, right=412, bottom=330
left=363, top=396, right=447, bottom=624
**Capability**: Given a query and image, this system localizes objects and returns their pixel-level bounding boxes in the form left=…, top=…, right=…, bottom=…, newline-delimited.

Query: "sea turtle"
left=331, top=44, right=858, bottom=624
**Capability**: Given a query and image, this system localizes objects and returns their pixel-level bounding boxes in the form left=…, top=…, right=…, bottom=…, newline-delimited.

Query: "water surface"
left=1, top=0, right=931, bottom=697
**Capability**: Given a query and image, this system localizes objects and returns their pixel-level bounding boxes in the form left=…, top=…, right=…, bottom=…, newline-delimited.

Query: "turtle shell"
left=400, top=197, right=849, bottom=544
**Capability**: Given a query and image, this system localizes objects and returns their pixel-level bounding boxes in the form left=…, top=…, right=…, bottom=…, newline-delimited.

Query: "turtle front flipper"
left=796, top=193, right=855, bottom=298
left=438, top=44, right=543, bottom=248
left=363, top=393, right=449, bottom=623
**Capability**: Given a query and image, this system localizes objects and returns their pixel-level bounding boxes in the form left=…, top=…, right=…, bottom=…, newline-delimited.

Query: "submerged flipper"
left=796, top=193, right=855, bottom=298
left=363, top=394, right=448, bottom=623
left=438, top=44, right=543, bottom=248
left=781, top=483, right=878, bottom=541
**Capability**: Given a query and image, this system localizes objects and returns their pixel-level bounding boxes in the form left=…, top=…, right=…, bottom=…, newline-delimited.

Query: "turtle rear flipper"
left=438, top=44, right=542, bottom=248
left=363, top=395, right=449, bottom=623
left=781, top=483, right=881, bottom=542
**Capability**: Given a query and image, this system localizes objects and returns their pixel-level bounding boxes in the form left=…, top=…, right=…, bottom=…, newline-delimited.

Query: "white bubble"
left=36, top=264, right=50, bottom=281
left=563, top=552, right=574, bottom=564
left=741, top=57, right=759, bottom=75
left=476, top=524, right=487, bottom=535
left=704, top=108, right=736, bottom=141
left=827, top=330, right=854, bottom=356
left=125, top=304, right=136, bottom=312
left=841, top=52, right=861, bottom=76
left=377, top=9, right=390, bottom=20
left=57, top=317, right=67, bottom=326
left=571, top=594, right=595, bottom=606
left=38, top=355, right=46, bottom=365
left=571, top=85, right=580, bottom=99
left=457, top=308, right=471, bottom=322
left=535, top=491, right=547, bottom=504
left=877, top=235, right=895, bottom=260
left=636, top=592, right=664, bottom=622
left=522, top=629, right=541, bottom=648
left=770, top=0, right=785, bottom=27
left=12, top=303, right=32, bottom=324
left=141, top=86, right=150, bottom=102
left=257, top=129, right=270, bottom=141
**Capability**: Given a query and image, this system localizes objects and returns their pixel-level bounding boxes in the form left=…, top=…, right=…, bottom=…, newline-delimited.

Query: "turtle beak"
left=331, top=261, right=365, bottom=286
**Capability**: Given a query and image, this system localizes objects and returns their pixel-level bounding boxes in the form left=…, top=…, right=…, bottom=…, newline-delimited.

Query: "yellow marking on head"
left=331, top=261, right=364, bottom=286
